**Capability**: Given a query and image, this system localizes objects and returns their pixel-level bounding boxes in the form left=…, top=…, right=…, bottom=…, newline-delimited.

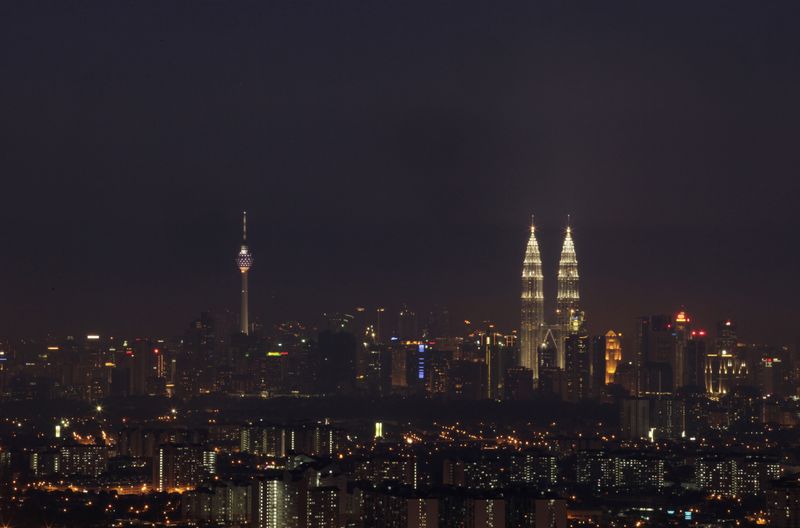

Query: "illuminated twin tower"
left=520, top=216, right=581, bottom=383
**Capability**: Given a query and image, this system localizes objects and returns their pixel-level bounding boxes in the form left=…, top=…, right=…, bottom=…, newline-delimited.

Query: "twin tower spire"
left=520, top=215, right=580, bottom=383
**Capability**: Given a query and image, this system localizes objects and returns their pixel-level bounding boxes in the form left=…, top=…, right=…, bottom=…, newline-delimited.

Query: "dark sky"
left=1, top=1, right=799, bottom=343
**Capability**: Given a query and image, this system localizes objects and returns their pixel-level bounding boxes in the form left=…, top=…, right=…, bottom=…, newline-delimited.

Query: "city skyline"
left=2, top=3, right=800, bottom=526
left=1, top=2, right=799, bottom=343
left=0, top=211, right=792, bottom=346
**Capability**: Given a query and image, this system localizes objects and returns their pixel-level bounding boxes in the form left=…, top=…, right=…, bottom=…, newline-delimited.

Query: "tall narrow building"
left=235, top=212, right=254, bottom=335
left=556, top=218, right=580, bottom=368
left=604, top=330, right=623, bottom=385
left=520, top=215, right=545, bottom=381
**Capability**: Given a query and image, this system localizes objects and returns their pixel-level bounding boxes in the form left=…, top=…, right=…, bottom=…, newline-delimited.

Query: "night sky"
left=1, top=1, right=799, bottom=343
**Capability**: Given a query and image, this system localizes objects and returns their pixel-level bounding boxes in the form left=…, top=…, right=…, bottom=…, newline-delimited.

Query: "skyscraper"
left=564, top=311, right=590, bottom=402
left=153, top=443, right=206, bottom=492
left=590, top=334, right=608, bottom=397
left=556, top=219, right=580, bottom=369
left=672, top=311, right=692, bottom=389
left=235, top=212, right=254, bottom=335
left=636, top=315, right=668, bottom=395
left=684, top=331, right=707, bottom=389
left=604, top=331, right=623, bottom=385
left=520, top=216, right=584, bottom=384
left=520, top=215, right=544, bottom=381
left=706, top=319, right=746, bottom=396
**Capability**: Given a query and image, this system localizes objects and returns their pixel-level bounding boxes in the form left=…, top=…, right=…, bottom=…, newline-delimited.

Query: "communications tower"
left=235, top=211, right=254, bottom=335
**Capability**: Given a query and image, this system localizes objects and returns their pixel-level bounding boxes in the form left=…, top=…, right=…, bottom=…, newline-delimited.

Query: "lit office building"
left=604, top=331, right=623, bottom=385
left=470, top=498, right=506, bottom=528
left=577, top=451, right=665, bottom=491
left=59, top=445, right=108, bottom=477
left=520, top=216, right=545, bottom=380
left=407, top=497, right=440, bottom=528
left=554, top=220, right=580, bottom=370
left=613, top=455, right=665, bottom=491
left=252, top=473, right=299, bottom=528
left=240, top=425, right=288, bottom=457
left=768, top=480, right=800, bottom=528
left=153, top=443, right=206, bottom=492
left=705, top=320, right=748, bottom=397
left=564, top=318, right=590, bottom=402
left=30, top=449, right=61, bottom=476
left=356, top=455, right=418, bottom=489
left=509, top=451, right=558, bottom=489
left=183, top=480, right=251, bottom=525
left=307, top=486, right=339, bottom=528
left=696, top=455, right=782, bottom=497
